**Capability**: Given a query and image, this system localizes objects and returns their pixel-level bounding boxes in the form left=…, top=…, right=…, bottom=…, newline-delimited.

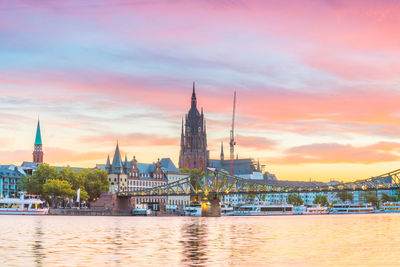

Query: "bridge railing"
left=117, top=168, right=400, bottom=197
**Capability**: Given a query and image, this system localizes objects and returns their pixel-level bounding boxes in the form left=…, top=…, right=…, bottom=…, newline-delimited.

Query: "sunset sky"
left=1, top=0, right=400, bottom=181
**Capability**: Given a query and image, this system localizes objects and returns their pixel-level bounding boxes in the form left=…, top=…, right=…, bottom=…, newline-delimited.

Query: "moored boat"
left=328, top=203, right=374, bottom=214
left=0, top=193, right=48, bottom=215
left=304, top=205, right=328, bottom=215
left=378, top=202, right=400, bottom=213
left=233, top=204, right=294, bottom=216
left=221, top=205, right=234, bottom=216
left=184, top=203, right=202, bottom=216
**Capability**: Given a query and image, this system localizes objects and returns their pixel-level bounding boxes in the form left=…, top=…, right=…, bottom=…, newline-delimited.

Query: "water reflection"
left=33, top=219, right=45, bottom=267
left=2, top=214, right=400, bottom=266
left=113, top=221, right=122, bottom=267
left=181, top=220, right=208, bottom=266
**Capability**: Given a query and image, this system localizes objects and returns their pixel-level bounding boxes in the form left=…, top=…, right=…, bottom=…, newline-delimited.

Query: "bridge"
left=117, top=168, right=400, bottom=216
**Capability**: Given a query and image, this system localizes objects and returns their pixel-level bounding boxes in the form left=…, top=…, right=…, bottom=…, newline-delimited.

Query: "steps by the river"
left=90, top=192, right=118, bottom=212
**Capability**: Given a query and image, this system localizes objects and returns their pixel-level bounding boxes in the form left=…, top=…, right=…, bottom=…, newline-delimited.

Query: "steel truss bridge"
left=117, top=168, right=400, bottom=198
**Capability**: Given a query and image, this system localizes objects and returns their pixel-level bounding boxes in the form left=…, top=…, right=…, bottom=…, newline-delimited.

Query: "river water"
left=1, top=214, right=399, bottom=266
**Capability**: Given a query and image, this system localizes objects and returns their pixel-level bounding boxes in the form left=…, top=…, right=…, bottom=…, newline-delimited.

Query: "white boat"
left=0, top=193, right=48, bottom=215
left=184, top=204, right=202, bottom=216
left=378, top=202, right=400, bottom=213
left=221, top=205, right=234, bottom=216
left=329, top=203, right=374, bottom=214
left=304, top=205, right=328, bottom=215
left=233, top=204, right=294, bottom=216
left=132, top=204, right=151, bottom=216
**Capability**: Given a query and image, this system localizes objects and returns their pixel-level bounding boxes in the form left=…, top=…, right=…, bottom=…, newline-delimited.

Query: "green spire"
left=35, top=120, right=42, bottom=145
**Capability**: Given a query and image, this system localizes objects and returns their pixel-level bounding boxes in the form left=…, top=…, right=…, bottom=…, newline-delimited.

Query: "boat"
left=132, top=208, right=151, bottom=216
left=378, top=202, right=400, bottom=213
left=304, top=205, right=328, bottom=215
left=232, top=204, right=294, bottom=216
left=328, top=203, right=374, bottom=214
left=184, top=203, right=202, bottom=216
left=221, top=205, right=234, bottom=216
left=132, top=204, right=151, bottom=216
left=0, top=193, right=48, bottom=215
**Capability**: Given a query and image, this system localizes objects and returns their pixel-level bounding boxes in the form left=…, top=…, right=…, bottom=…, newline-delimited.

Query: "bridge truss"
left=117, top=168, right=400, bottom=198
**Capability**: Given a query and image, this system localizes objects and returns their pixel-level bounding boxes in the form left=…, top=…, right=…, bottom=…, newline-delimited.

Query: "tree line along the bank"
left=19, top=164, right=110, bottom=206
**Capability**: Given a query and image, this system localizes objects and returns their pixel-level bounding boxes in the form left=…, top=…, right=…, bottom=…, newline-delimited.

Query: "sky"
left=1, top=0, right=400, bottom=182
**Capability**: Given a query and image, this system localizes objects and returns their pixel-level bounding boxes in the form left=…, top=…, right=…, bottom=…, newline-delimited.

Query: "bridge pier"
left=201, top=196, right=221, bottom=217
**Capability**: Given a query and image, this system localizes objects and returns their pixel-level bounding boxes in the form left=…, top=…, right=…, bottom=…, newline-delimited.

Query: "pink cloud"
left=270, top=142, right=400, bottom=165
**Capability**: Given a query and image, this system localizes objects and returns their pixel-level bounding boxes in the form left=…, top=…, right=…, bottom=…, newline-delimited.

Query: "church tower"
left=179, top=82, right=209, bottom=170
left=33, top=119, right=43, bottom=164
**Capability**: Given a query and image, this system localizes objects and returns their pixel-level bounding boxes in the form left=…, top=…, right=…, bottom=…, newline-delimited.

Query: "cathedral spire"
left=111, top=142, right=122, bottom=174
left=191, top=81, right=197, bottom=108
left=220, top=142, right=224, bottom=161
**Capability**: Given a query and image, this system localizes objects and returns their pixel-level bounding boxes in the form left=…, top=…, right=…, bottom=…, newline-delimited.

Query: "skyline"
left=1, top=0, right=400, bottom=181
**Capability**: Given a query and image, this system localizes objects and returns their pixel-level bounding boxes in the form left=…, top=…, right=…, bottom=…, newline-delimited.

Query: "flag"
left=77, top=188, right=81, bottom=203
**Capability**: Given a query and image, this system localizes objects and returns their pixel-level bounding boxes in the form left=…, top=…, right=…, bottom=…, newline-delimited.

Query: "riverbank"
left=48, top=208, right=183, bottom=216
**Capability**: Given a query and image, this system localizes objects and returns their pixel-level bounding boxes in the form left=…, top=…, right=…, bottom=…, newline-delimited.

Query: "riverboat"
left=378, top=202, right=400, bottom=213
left=328, top=203, right=374, bottom=214
left=221, top=205, right=234, bottom=216
left=304, top=205, right=328, bottom=215
left=0, top=193, right=48, bottom=215
left=233, top=204, right=294, bottom=216
left=184, top=203, right=202, bottom=216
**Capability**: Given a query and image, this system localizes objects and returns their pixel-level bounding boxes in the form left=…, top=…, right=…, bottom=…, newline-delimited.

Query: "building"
left=33, top=119, right=43, bottom=164
left=104, top=143, right=168, bottom=211
left=161, top=158, right=190, bottom=208
left=179, top=83, right=209, bottom=170
left=0, top=165, right=26, bottom=198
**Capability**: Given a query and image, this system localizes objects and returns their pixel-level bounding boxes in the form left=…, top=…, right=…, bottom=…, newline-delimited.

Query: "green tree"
left=20, top=164, right=58, bottom=195
left=288, top=194, right=303, bottom=206
left=43, top=179, right=75, bottom=197
left=336, top=191, right=353, bottom=202
left=381, top=193, right=397, bottom=202
left=58, top=167, right=86, bottom=190
left=79, top=189, right=90, bottom=201
left=82, top=169, right=109, bottom=201
left=362, top=192, right=379, bottom=208
left=313, top=194, right=328, bottom=206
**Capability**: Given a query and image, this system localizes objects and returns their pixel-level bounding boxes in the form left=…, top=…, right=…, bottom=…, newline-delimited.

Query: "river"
left=0, top=214, right=399, bottom=266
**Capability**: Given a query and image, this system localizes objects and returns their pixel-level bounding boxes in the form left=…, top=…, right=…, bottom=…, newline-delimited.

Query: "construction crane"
left=229, top=91, right=236, bottom=175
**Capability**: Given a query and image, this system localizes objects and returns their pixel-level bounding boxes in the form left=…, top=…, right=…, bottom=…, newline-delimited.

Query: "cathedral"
left=179, top=83, right=209, bottom=170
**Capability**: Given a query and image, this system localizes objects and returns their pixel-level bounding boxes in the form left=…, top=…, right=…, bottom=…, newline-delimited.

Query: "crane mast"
left=230, top=91, right=236, bottom=175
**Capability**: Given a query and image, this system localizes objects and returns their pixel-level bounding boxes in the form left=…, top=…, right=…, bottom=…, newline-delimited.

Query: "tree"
left=58, top=167, right=86, bottom=190
left=20, top=164, right=58, bottom=195
left=381, top=193, right=397, bottom=202
left=288, top=194, right=303, bottom=206
left=79, top=189, right=89, bottom=201
left=82, top=169, right=109, bottom=201
left=336, top=191, right=353, bottom=202
left=43, top=179, right=75, bottom=197
left=362, top=192, right=379, bottom=208
left=313, top=194, right=328, bottom=206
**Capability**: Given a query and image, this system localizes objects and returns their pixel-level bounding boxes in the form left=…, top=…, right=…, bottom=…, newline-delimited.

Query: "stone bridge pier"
left=201, top=195, right=221, bottom=217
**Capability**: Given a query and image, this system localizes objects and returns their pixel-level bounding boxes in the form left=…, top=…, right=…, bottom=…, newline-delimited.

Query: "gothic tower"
left=33, top=119, right=43, bottom=164
left=179, top=82, right=209, bottom=170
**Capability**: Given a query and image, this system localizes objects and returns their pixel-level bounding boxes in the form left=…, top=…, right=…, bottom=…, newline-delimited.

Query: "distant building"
left=161, top=158, right=190, bottom=208
left=179, top=83, right=209, bottom=170
left=0, top=165, right=26, bottom=197
left=104, top=143, right=168, bottom=211
left=33, top=119, right=43, bottom=164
